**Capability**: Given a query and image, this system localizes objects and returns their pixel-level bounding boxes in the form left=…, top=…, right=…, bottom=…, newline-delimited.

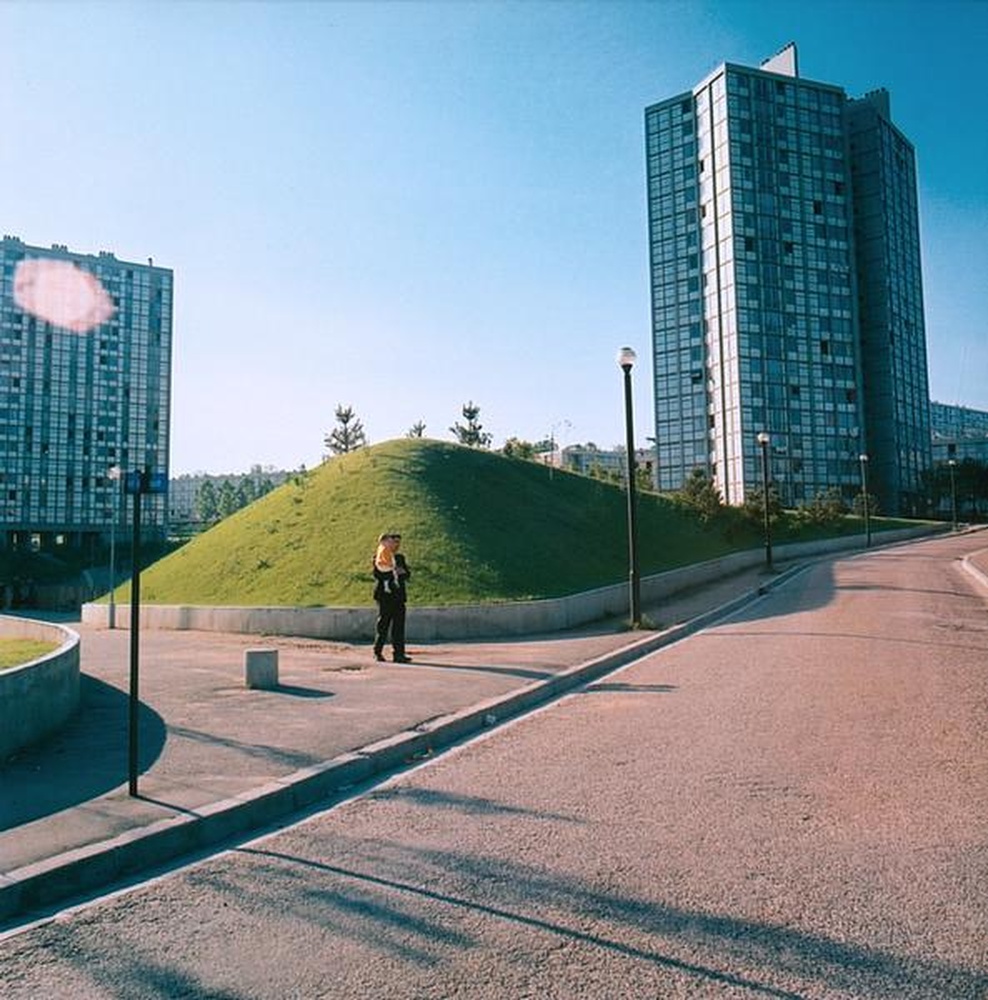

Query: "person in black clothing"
left=372, top=533, right=412, bottom=663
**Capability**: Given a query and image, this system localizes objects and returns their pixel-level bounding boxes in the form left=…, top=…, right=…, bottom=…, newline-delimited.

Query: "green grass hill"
left=132, top=438, right=760, bottom=607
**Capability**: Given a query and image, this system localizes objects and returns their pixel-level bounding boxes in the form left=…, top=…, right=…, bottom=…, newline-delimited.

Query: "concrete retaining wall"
left=0, top=616, right=81, bottom=759
left=80, top=526, right=942, bottom=641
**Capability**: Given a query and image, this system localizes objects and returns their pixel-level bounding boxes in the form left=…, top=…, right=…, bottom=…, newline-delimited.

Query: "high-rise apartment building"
left=0, top=235, right=173, bottom=552
left=645, top=43, right=931, bottom=515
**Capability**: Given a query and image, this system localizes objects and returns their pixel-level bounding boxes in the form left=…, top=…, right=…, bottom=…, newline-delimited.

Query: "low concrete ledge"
left=0, top=615, right=81, bottom=760
left=80, top=525, right=943, bottom=642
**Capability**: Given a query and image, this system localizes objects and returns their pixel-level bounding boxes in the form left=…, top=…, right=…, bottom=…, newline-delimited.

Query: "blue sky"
left=2, top=0, right=985, bottom=475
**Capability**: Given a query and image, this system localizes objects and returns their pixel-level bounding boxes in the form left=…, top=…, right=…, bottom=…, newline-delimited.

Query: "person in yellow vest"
left=372, top=533, right=411, bottom=662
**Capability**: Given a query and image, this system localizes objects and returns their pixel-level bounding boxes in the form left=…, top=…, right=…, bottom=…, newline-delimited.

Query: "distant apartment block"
left=931, top=401, right=988, bottom=464
left=931, top=401, right=988, bottom=441
left=645, top=43, right=931, bottom=515
left=561, top=445, right=656, bottom=484
left=0, top=235, right=173, bottom=552
left=169, top=468, right=291, bottom=527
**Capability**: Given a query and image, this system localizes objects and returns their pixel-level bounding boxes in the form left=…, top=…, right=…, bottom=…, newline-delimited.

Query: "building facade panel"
left=846, top=91, right=931, bottom=514
left=0, top=236, right=172, bottom=552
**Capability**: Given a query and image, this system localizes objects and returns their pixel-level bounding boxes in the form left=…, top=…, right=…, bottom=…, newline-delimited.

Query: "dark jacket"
left=373, top=553, right=411, bottom=603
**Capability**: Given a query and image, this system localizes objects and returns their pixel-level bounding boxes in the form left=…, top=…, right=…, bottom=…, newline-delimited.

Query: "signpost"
left=124, top=467, right=166, bottom=797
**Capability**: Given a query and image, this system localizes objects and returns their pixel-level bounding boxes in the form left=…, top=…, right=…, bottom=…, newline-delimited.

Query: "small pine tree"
left=743, top=483, right=784, bottom=525
left=678, top=468, right=723, bottom=522
left=795, top=486, right=844, bottom=527
left=325, top=404, right=368, bottom=456
left=450, top=401, right=492, bottom=448
left=407, top=421, right=426, bottom=438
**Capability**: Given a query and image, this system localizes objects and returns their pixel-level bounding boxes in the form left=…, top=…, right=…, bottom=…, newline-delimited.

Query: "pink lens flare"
left=13, top=258, right=116, bottom=334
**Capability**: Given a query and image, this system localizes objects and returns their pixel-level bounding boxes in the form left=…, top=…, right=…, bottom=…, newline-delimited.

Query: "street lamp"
left=756, top=431, right=773, bottom=571
left=123, top=465, right=166, bottom=797
left=858, top=454, right=871, bottom=548
left=107, top=465, right=121, bottom=628
left=617, top=347, right=641, bottom=627
left=948, top=459, right=958, bottom=531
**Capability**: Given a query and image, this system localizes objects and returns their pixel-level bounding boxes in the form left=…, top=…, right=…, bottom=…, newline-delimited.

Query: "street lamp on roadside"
left=858, top=454, right=871, bottom=548
left=107, top=465, right=121, bottom=628
left=617, top=347, right=641, bottom=627
left=948, top=459, right=958, bottom=531
left=756, top=432, right=773, bottom=572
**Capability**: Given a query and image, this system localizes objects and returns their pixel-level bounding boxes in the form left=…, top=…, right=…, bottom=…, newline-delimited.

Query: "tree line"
left=192, top=469, right=281, bottom=523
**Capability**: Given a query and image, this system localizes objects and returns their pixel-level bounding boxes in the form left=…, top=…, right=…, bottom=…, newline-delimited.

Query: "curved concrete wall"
left=80, top=526, right=943, bottom=641
left=0, top=616, right=81, bottom=759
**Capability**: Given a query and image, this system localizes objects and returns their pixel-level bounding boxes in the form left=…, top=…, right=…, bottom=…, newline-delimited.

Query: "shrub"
left=795, top=487, right=847, bottom=527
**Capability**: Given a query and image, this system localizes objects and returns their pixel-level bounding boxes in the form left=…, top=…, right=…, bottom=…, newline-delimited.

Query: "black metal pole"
left=860, top=456, right=871, bottom=548
left=128, top=476, right=143, bottom=797
left=622, top=365, right=641, bottom=627
left=759, top=437, right=773, bottom=571
left=949, top=461, right=958, bottom=531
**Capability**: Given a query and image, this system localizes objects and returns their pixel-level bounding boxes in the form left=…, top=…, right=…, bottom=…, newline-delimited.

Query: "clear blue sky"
left=2, top=0, right=985, bottom=475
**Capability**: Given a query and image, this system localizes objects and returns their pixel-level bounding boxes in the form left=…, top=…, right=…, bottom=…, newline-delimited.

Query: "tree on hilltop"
left=325, top=404, right=367, bottom=456
left=450, top=400, right=492, bottom=448
left=407, top=420, right=427, bottom=438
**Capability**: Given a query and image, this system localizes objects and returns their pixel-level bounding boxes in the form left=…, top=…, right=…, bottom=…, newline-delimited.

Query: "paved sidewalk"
left=0, top=563, right=793, bottom=923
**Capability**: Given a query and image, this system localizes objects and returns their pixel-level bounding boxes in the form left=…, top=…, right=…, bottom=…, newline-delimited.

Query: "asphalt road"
left=2, top=533, right=986, bottom=999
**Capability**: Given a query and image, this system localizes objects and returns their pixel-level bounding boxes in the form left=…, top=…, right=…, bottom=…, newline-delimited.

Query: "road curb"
left=961, top=551, right=988, bottom=593
left=0, top=566, right=800, bottom=926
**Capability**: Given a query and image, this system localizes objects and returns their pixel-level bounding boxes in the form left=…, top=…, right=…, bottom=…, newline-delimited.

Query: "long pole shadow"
left=1, top=675, right=167, bottom=830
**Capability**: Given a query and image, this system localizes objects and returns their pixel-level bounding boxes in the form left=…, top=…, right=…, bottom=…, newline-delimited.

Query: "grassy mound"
left=131, top=439, right=755, bottom=607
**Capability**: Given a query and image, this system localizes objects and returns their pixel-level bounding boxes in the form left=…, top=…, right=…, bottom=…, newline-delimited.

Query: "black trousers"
left=374, top=597, right=406, bottom=658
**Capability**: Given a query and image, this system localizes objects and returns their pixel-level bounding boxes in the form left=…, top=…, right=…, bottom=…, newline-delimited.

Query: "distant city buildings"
left=645, top=43, right=931, bottom=515
left=560, top=445, right=655, bottom=484
left=931, top=401, right=988, bottom=465
left=169, top=468, right=291, bottom=529
left=0, top=235, right=172, bottom=553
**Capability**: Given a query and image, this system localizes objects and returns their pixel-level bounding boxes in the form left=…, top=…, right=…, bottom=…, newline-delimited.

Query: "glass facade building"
left=0, top=235, right=173, bottom=552
left=645, top=44, right=931, bottom=514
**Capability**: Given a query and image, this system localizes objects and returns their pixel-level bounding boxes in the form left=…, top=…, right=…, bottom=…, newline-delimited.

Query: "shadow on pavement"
left=218, top=832, right=987, bottom=1000
left=0, top=675, right=167, bottom=830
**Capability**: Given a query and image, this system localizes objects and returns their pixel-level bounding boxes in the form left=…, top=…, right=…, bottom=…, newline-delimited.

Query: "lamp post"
left=617, top=347, right=641, bottom=627
left=756, top=431, right=773, bottom=571
left=948, top=459, right=958, bottom=531
left=858, top=453, right=871, bottom=548
left=124, top=465, right=166, bottom=797
left=107, top=465, right=121, bottom=628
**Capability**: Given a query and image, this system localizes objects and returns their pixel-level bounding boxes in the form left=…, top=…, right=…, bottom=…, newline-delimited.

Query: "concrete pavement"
left=2, top=532, right=984, bottom=928
left=0, top=560, right=807, bottom=925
